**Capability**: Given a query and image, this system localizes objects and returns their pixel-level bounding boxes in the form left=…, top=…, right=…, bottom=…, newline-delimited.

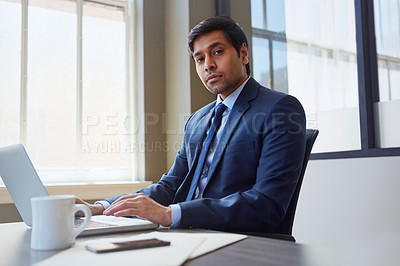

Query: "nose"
left=204, top=56, right=216, bottom=72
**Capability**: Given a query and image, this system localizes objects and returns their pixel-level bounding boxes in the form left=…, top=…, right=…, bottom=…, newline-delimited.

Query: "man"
left=78, top=16, right=306, bottom=233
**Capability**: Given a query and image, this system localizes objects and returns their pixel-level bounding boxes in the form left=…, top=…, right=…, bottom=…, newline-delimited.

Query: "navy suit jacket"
left=105, top=78, right=306, bottom=233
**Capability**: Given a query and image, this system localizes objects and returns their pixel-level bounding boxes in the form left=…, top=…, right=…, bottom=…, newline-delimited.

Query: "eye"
left=213, top=49, right=223, bottom=55
left=196, top=57, right=204, bottom=63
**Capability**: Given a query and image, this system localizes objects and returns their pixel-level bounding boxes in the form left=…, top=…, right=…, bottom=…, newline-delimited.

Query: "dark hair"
left=188, top=16, right=251, bottom=76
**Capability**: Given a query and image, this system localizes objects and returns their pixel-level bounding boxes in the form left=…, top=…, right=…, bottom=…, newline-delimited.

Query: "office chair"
left=242, top=129, right=319, bottom=242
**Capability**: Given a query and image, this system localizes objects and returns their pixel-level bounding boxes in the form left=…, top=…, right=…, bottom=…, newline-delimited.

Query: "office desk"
left=0, top=222, right=332, bottom=266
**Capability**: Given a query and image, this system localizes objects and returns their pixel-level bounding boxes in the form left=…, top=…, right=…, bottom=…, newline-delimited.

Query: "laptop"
left=0, top=144, right=158, bottom=236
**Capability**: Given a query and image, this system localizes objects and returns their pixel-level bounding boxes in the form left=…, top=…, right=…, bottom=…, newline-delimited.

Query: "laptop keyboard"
left=75, top=218, right=115, bottom=229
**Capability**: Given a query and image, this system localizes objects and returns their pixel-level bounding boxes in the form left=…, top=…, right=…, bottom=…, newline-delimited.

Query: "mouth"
left=206, top=73, right=223, bottom=84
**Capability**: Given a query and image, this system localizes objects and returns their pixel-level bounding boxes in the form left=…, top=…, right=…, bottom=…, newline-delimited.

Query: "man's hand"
left=103, top=193, right=172, bottom=227
left=75, top=197, right=104, bottom=216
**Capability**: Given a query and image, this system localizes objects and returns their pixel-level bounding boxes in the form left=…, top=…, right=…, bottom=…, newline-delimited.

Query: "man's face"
left=192, top=30, right=249, bottom=100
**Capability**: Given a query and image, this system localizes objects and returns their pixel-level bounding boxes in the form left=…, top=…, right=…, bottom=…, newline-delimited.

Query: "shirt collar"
left=216, top=77, right=250, bottom=110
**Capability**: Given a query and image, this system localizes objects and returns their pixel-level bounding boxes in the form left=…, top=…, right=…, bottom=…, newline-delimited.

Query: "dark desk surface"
left=0, top=222, right=333, bottom=266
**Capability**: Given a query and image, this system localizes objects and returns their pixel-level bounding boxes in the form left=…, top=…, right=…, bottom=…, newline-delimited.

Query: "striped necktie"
left=186, top=103, right=227, bottom=201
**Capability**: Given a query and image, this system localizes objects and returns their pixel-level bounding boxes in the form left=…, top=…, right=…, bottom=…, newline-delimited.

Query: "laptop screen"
left=0, top=144, right=48, bottom=226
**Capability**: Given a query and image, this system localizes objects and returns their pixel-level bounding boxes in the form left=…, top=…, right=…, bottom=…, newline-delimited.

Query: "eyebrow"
left=193, top=42, right=224, bottom=58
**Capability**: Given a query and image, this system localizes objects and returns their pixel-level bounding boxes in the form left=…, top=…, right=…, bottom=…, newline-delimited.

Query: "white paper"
left=35, top=231, right=247, bottom=266
left=185, top=232, right=247, bottom=259
left=35, top=232, right=204, bottom=266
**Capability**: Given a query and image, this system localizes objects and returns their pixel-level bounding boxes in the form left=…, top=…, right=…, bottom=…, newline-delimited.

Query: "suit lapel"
left=174, top=105, right=214, bottom=202
left=204, top=78, right=259, bottom=189
left=187, top=106, right=214, bottom=152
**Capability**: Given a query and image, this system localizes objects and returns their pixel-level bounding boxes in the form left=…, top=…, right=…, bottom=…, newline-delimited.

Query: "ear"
left=240, top=43, right=249, bottom=65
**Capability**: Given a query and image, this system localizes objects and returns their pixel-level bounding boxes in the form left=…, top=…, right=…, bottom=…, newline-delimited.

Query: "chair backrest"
left=278, top=129, right=319, bottom=235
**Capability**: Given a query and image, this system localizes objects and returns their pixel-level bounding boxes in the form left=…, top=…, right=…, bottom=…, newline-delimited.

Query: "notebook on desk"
left=0, top=144, right=158, bottom=236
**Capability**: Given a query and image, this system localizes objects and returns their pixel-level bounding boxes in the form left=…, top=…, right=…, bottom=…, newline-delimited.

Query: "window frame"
left=311, top=0, right=400, bottom=160
left=14, top=0, right=138, bottom=183
left=250, top=0, right=400, bottom=160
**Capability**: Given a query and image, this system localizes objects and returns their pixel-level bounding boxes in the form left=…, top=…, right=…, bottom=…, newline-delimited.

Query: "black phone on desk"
left=86, top=238, right=170, bottom=253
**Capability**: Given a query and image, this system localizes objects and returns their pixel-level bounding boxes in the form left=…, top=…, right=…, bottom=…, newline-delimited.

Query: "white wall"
left=165, top=0, right=191, bottom=167
left=294, top=156, right=400, bottom=266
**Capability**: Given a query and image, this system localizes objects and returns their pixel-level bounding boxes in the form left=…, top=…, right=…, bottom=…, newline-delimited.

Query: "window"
left=250, top=0, right=400, bottom=158
left=374, top=0, right=400, bottom=148
left=251, top=0, right=360, bottom=153
left=0, top=0, right=21, bottom=147
left=0, top=0, right=136, bottom=183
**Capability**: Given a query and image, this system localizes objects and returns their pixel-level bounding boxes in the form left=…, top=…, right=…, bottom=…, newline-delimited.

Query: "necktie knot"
left=214, top=103, right=227, bottom=118
left=210, top=103, right=227, bottom=133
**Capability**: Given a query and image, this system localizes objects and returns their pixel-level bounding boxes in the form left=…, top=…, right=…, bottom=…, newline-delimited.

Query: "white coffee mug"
left=30, top=195, right=91, bottom=251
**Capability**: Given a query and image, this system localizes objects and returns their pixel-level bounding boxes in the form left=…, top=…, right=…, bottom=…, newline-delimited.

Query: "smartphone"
left=86, top=238, right=170, bottom=253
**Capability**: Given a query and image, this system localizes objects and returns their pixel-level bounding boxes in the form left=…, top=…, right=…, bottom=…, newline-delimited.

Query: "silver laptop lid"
left=0, top=144, right=48, bottom=226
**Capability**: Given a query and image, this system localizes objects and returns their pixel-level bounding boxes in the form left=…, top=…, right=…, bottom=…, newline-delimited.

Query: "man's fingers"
left=104, top=199, right=139, bottom=216
left=113, top=208, right=138, bottom=217
left=75, top=197, right=86, bottom=204
left=110, top=193, right=142, bottom=206
left=102, top=194, right=171, bottom=226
